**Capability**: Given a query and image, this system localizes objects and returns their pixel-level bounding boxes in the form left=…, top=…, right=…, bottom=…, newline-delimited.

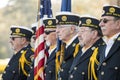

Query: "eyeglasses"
left=44, top=30, right=56, bottom=35
left=10, top=37, right=22, bottom=41
left=100, top=18, right=114, bottom=23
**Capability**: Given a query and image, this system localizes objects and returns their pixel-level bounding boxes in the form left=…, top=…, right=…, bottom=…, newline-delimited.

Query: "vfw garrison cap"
left=43, top=18, right=56, bottom=28
left=102, top=5, right=120, bottom=18
left=56, top=12, right=80, bottom=26
left=10, top=25, right=33, bottom=39
left=79, top=15, right=101, bottom=30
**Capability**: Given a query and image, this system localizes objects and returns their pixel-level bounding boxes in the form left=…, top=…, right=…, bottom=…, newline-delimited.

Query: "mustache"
left=101, top=27, right=106, bottom=30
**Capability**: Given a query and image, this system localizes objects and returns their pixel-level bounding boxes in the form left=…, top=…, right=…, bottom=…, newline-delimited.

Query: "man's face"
left=9, top=35, right=23, bottom=52
left=44, top=28, right=56, bottom=46
left=99, top=16, right=119, bottom=37
left=77, top=27, right=93, bottom=47
left=56, top=25, right=72, bottom=42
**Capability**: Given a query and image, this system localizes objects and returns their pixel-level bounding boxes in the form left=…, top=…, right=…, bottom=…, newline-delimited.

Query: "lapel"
left=97, top=43, right=106, bottom=69
left=105, top=36, right=120, bottom=60
left=98, top=36, right=120, bottom=70
left=64, top=37, right=79, bottom=60
left=76, top=48, right=93, bottom=66
left=46, top=49, right=56, bottom=64
left=69, top=50, right=82, bottom=72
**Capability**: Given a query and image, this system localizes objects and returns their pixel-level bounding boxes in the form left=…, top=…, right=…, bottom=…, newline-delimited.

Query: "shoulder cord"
left=88, top=47, right=99, bottom=80
left=55, top=44, right=64, bottom=80
left=19, top=48, right=33, bottom=76
left=55, top=50, right=61, bottom=80
left=73, top=43, right=80, bottom=58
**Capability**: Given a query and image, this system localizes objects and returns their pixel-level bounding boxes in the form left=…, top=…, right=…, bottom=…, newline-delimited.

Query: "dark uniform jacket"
left=68, top=38, right=103, bottom=80
left=2, top=44, right=34, bottom=80
left=58, top=37, right=79, bottom=80
left=98, top=35, right=120, bottom=80
left=44, top=48, right=56, bottom=80
left=27, top=62, right=34, bottom=80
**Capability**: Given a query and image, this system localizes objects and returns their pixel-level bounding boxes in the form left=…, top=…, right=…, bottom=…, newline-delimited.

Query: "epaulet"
left=73, top=43, right=80, bottom=58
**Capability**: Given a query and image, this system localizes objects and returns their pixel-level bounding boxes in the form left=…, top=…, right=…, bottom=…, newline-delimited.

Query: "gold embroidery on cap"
left=48, top=20, right=52, bottom=25
left=109, top=7, right=115, bottom=13
left=86, top=19, right=92, bottom=25
left=15, top=28, right=20, bottom=33
left=62, top=16, right=67, bottom=21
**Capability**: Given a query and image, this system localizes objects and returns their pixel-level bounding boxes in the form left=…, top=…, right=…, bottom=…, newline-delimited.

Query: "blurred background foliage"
left=0, top=0, right=110, bottom=59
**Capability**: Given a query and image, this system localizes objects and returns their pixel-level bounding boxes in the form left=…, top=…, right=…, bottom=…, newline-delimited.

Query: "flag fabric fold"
left=34, top=0, right=53, bottom=80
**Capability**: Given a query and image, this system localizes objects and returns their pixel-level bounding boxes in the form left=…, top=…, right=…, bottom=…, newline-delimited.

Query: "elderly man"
left=98, top=5, right=120, bottom=80
left=2, top=26, right=34, bottom=80
left=43, top=18, right=57, bottom=80
left=56, top=12, right=80, bottom=80
left=68, top=15, right=103, bottom=80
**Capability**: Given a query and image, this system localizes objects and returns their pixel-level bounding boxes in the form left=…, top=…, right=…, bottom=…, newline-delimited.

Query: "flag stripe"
left=34, top=0, right=53, bottom=80
left=36, top=25, right=44, bottom=38
left=34, top=58, right=44, bottom=75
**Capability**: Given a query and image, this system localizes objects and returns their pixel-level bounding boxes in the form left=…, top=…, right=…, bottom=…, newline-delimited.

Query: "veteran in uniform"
left=2, top=26, right=34, bottom=80
left=98, top=5, right=120, bottom=80
left=68, top=15, right=103, bottom=80
left=43, top=18, right=57, bottom=80
left=56, top=12, right=80, bottom=80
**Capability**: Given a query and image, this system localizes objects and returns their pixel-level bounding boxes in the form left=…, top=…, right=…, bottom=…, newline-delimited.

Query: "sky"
left=0, top=0, right=9, bottom=8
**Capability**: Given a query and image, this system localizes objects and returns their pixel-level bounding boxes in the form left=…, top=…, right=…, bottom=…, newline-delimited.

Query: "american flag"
left=34, top=0, right=52, bottom=80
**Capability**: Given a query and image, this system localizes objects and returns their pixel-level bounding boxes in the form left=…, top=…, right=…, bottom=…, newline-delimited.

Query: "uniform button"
left=82, top=72, right=85, bottom=75
left=21, top=50, right=24, bottom=53
left=74, top=67, right=77, bottom=70
left=101, top=71, right=104, bottom=75
left=70, top=75, right=73, bottom=78
left=49, top=71, right=52, bottom=73
left=45, top=65, right=47, bottom=67
left=44, top=73, right=46, bottom=76
left=102, top=62, right=106, bottom=66
left=61, top=69, right=64, bottom=72
left=115, top=67, right=118, bottom=70
left=28, top=74, right=30, bottom=77
left=30, top=66, right=33, bottom=69
left=3, top=71, right=6, bottom=74
left=13, top=71, right=15, bottom=73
